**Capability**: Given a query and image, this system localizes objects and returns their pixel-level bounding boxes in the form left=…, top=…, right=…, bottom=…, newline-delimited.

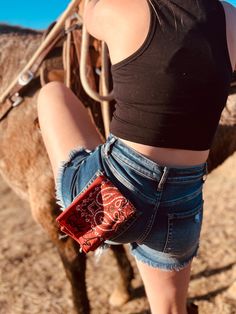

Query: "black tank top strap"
left=111, top=0, right=157, bottom=71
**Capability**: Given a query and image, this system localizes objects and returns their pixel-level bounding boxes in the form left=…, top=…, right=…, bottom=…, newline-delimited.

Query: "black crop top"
left=110, top=0, right=233, bottom=150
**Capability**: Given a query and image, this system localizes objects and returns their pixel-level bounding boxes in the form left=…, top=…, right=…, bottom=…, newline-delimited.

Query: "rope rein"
left=0, top=0, right=114, bottom=129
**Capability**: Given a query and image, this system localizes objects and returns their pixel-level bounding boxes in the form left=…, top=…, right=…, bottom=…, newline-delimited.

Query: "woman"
left=37, top=0, right=236, bottom=313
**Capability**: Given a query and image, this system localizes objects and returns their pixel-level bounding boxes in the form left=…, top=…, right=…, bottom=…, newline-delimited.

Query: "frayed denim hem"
left=130, top=244, right=199, bottom=271
left=55, top=146, right=91, bottom=211
left=94, top=243, right=111, bottom=263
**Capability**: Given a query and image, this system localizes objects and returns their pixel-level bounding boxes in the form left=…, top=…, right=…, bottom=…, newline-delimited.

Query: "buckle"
left=65, top=22, right=82, bottom=34
left=18, top=70, right=34, bottom=86
left=11, top=93, right=24, bottom=107
left=65, top=13, right=83, bottom=35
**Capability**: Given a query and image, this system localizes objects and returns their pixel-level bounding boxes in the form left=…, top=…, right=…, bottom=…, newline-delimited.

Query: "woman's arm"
left=221, top=1, right=236, bottom=71
left=82, top=0, right=151, bottom=65
left=83, top=0, right=120, bottom=41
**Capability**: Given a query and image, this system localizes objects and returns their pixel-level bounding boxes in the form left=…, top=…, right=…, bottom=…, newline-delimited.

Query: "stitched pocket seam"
left=72, top=170, right=104, bottom=202
left=112, top=151, right=157, bottom=181
left=105, top=154, right=155, bottom=202
left=160, top=186, right=203, bottom=206
left=164, top=202, right=203, bottom=253
left=136, top=193, right=162, bottom=243
left=168, top=202, right=204, bottom=220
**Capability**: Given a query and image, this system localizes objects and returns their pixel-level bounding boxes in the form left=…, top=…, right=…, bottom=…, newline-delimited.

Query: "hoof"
left=109, top=287, right=130, bottom=307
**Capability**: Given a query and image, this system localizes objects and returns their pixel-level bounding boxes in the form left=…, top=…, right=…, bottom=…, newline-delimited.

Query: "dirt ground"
left=0, top=153, right=236, bottom=314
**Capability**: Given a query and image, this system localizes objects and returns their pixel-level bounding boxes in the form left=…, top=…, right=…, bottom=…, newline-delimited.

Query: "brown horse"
left=0, top=23, right=134, bottom=314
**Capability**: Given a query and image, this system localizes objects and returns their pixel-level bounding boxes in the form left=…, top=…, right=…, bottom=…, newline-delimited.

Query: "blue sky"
left=1, top=0, right=236, bottom=30
left=1, top=0, right=71, bottom=30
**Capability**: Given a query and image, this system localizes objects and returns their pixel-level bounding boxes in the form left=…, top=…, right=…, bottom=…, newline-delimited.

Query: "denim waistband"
left=103, top=133, right=207, bottom=183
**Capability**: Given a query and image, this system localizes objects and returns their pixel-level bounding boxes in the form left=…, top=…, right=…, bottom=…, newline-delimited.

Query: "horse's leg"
left=109, top=245, right=134, bottom=306
left=57, top=238, right=89, bottom=314
left=28, top=177, right=90, bottom=314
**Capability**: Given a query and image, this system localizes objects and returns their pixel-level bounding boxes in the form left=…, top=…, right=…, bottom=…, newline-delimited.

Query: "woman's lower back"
left=118, top=137, right=210, bottom=167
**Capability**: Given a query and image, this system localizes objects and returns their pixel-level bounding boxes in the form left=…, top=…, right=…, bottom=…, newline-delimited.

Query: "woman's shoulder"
left=220, top=0, right=236, bottom=25
left=83, top=0, right=147, bottom=41
left=220, top=0, right=236, bottom=11
left=220, top=1, right=236, bottom=70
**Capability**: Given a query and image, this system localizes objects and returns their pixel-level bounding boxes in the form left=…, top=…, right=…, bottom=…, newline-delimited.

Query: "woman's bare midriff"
left=118, top=137, right=210, bottom=167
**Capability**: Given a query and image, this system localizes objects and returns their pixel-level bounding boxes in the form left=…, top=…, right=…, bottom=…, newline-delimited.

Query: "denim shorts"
left=56, top=133, right=207, bottom=271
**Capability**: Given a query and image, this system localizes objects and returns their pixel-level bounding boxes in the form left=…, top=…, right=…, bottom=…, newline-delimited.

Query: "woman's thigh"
left=37, top=81, right=103, bottom=178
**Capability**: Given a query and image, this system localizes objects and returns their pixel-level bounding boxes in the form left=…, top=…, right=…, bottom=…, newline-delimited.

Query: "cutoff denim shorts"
left=56, top=133, right=207, bottom=271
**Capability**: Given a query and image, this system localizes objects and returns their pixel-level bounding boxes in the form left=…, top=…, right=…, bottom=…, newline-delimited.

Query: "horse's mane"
left=0, top=23, right=42, bottom=35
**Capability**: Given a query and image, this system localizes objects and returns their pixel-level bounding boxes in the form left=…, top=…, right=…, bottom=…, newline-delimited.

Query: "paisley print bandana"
left=56, top=174, right=137, bottom=253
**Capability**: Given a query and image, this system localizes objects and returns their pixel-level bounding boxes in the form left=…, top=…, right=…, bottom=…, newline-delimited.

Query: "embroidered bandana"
left=56, top=173, right=137, bottom=253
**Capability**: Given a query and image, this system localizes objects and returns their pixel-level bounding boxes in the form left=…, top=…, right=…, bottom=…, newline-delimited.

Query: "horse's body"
left=0, top=23, right=236, bottom=313
left=0, top=24, right=134, bottom=314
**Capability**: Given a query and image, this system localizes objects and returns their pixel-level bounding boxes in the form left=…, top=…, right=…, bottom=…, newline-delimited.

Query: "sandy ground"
left=0, top=153, right=236, bottom=314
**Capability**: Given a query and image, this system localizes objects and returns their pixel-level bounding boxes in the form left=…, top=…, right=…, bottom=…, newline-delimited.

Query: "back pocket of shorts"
left=163, top=202, right=203, bottom=256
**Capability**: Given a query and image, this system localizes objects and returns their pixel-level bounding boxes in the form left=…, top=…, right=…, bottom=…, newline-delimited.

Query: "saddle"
left=0, top=6, right=113, bottom=138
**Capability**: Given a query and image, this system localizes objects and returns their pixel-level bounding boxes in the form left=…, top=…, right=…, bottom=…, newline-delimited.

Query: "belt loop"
left=157, top=167, right=169, bottom=191
left=103, top=134, right=117, bottom=157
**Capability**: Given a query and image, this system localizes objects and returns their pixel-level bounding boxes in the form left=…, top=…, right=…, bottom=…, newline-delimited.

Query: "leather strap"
left=7, top=29, right=66, bottom=105
left=0, top=77, right=40, bottom=122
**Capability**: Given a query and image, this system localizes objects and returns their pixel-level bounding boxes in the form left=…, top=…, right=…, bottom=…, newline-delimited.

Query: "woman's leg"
left=37, top=81, right=103, bottom=178
left=136, top=259, right=191, bottom=314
